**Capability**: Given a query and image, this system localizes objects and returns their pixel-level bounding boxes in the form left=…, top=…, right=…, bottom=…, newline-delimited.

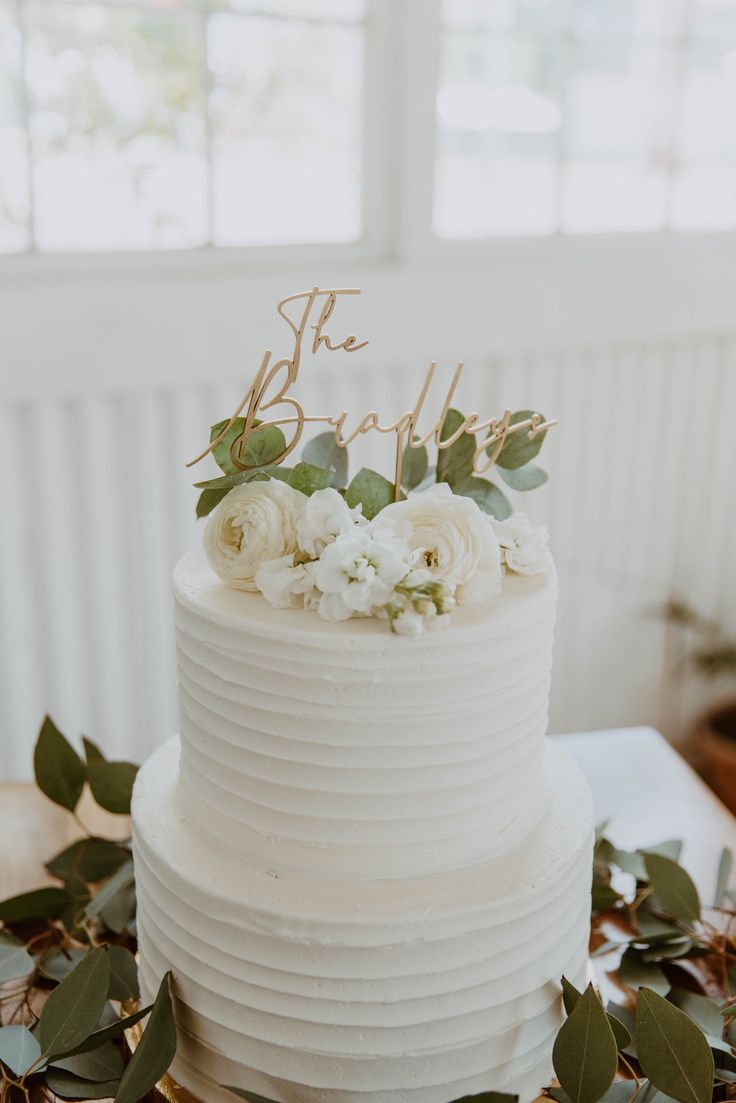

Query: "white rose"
left=312, top=523, right=414, bottom=622
left=204, top=479, right=304, bottom=591
left=296, top=487, right=364, bottom=558
left=493, top=513, right=552, bottom=575
left=380, top=483, right=502, bottom=605
left=255, top=554, right=319, bottom=609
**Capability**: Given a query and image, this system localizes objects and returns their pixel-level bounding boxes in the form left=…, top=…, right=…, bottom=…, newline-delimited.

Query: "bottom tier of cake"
left=132, top=738, right=593, bottom=1103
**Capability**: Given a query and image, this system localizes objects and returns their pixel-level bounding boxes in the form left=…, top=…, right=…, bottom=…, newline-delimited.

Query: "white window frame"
left=3, top=0, right=736, bottom=280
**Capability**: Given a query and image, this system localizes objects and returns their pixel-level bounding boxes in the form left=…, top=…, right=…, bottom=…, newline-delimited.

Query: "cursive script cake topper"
left=187, top=286, right=556, bottom=501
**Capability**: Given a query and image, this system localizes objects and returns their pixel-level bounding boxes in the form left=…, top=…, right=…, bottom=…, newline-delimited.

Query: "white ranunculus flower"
left=493, top=512, right=552, bottom=575
left=204, top=479, right=304, bottom=591
left=312, top=523, right=414, bottom=622
left=380, top=483, right=502, bottom=605
left=296, top=487, right=364, bottom=558
left=255, top=554, right=319, bottom=609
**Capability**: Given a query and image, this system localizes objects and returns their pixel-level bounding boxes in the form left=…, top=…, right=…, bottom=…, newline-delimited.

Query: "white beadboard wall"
left=2, top=335, right=736, bottom=779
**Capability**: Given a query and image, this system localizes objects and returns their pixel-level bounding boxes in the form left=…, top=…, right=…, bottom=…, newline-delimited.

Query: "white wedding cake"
left=132, top=543, right=593, bottom=1103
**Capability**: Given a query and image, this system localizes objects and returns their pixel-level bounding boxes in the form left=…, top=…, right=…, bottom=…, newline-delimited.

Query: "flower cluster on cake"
left=195, top=414, right=553, bottom=636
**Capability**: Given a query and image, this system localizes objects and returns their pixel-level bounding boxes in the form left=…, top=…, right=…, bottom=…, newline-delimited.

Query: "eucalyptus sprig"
left=194, top=409, right=551, bottom=522
left=0, top=717, right=176, bottom=1103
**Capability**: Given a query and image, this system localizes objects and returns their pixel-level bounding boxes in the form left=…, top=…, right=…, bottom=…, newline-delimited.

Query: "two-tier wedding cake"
left=131, top=287, right=594, bottom=1103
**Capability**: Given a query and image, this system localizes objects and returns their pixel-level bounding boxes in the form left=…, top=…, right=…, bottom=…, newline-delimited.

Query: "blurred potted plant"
left=665, top=600, right=736, bottom=810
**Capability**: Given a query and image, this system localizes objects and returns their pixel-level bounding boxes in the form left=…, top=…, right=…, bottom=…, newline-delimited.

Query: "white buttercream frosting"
left=172, top=548, right=557, bottom=880
left=132, top=545, right=594, bottom=1103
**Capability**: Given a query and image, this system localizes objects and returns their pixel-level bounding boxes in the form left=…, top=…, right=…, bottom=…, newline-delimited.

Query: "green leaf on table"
left=0, top=930, right=34, bottom=982
left=0, top=1024, right=42, bottom=1077
left=84, top=860, right=134, bottom=922
left=39, top=946, right=110, bottom=1060
left=196, top=487, right=228, bottom=518
left=634, top=911, right=685, bottom=945
left=41, top=948, right=89, bottom=983
left=636, top=988, right=714, bottom=1103
left=552, top=983, right=618, bottom=1103
left=454, top=477, right=512, bottom=520
left=668, top=990, right=732, bottom=1055
left=613, top=848, right=648, bottom=880
left=436, top=409, right=476, bottom=487
left=496, top=410, right=549, bottom=470
left=607, top=1001, right=638, bottom=1057
left=34, top=715, right=86, bottom=812
left=641, top=937, right=693, bottom=962
left=106, top=945, right=139, bottom=1002
left=646, top=839, right=684, bottom=862
left=617, top=947, right=669, bottom=996
left=401, top=442, right=429, bottom=491
left=288, top=461, right=334, bottom=497
left=497, top=463, right=548, bottom=492
left=52, top=1040, right=124, bottom=1081
left=46, top=838, right=129, bottom=883
left=0, top=886, right=73, bottom=924
left=561, top=976, right=631, bottom=1050
left=345, top=468, right=396, bottom=520
left=115, top=972, right=176, bottom=1103
left=47, top=1067, right=120, bottom=1099
left=210, top=418, right=286, bottom=475
left=302, top=432, right=348, bottom=489
left=85, top=759, right=138, bottom=815
left=57, top=1004, right=152, bottom=1060
left=100, top=884, right=135, bottom=935
left=714, top=848, right=732, bottom=906
left=644, top=852, right=701, bottom=924
left=591, top=879, right=623, bottom=912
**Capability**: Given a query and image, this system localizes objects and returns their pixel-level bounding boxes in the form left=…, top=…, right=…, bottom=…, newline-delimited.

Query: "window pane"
left=208, top=14, right=362, bottom=246
left=434, top=30, right=562, bottom=237
left=561, top=40, right=672, bottom=232
left=442, top=0, right=568, bottom=32
left=26, top=0, right=208, bottom=251
left=223, top=0, right=364, bottom=19
left=571, top=0, right=685, bottom=39
left=0, top=0, right=31, bottom=252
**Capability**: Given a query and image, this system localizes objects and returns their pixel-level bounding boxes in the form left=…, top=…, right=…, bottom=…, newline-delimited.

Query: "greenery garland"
left=2, top=720, right=736, bottom=1103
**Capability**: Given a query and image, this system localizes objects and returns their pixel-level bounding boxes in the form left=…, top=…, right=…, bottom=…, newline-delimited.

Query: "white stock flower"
left=296, top=487, right=364, bottom=558
left=380, top=483, right=502, bottom=605
left=255, top=554, right=319, bottom=609
left=493, top=512, right=552, bottom=575
left=204, top=479, right=304, bottom=591
left=312, top=523, right=414, bottom=622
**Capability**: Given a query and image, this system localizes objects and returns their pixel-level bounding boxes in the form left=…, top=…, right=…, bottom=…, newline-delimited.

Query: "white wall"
left=2, top=241, right=736, bottom=777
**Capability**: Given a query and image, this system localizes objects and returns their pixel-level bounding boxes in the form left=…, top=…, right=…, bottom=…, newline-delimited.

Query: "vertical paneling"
left=1, top=336, right=735, bottom=777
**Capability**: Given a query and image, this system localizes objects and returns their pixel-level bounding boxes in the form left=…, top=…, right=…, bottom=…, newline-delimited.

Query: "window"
left=2, top=0, right=736, bottom=255
left=435, top=0, right=736, bottom=238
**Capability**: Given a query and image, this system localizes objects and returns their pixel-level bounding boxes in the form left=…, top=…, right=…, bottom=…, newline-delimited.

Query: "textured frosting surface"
left=173, top=549, right=557, bottom=880
left=133, top=737, right=594, bottom=1103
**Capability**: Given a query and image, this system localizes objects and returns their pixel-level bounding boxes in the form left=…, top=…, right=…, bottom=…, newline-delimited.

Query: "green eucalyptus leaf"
left=497, top=463, right=548, bottom=492
left=39, top=947, right=110, bottom=1059
left=345, top=468, right=395, bottom=520
left=455, top=477, right=512, bottom=520
left=194, top=467, right=270, bottom=491
left=645, top=840, right=684, bottom=862
left=496, top=410, right=549, bottom=470
left=210, top=418, right=286, bottom=474
left=437, top=409, right=477, bottom=487
left=52, top=1040, right=124, bottom=1081
left=552, top=984, right=618, bottom=1103
left=668, top=991, right=731, bottom=1054
left=46, top=838, right=129, bottom=884
left=0, top=1024, right=42, bottom=1077
left=607, top=1001, right=638, bottom=1057
left=84, top=859, right=134, bottom=922
left=288, top=461, right=334, bottom=497
left=0, top=930, right=34, bottom=982
left=618, top=947, right=670, bottom=996
left=56, top=1004, right=152, bottom=1060
left=196, top=487, right=228, bottom=518
left=0, top=886, right=73, bottom=924
left=401, top=443, right=429, bottom=491
left=34, top=715, right=86, bottom=812
left=613, top=848, right=648, bottom=880
left=591, top=879, right=623, bottom=912
left=115, top=972, right=176, bottom=1103
left=714, top=848, right=732, bottom=906
left=415, top=464, right=437, bottom=492
left=106, top=945, right=139, bottom=1002
left=644, top=852, right=701, bottom=924
left=302, top=432, right=348, bottom=488
left=100, top=883, right=136, bottom=935
left=47, top=1067, right=120, bottom=1099
left=641, top=938, right=693, bottom=962
left=634, top=912, right=685, bottom=945
left=86, top=758, right=138, bottom=815
left=636, top=988, right=715, bottom=1103
left=41, top=948, right=89, bottom=983
left=561, top=976, right=631, bottom=1050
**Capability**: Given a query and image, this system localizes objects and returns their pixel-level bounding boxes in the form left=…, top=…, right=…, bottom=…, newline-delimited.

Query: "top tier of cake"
left=173, top=548, right=557, bottom=881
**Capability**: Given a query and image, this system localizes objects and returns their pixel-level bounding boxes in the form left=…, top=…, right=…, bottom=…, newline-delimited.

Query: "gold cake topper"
left=187, top=287, right=556, bottom=501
